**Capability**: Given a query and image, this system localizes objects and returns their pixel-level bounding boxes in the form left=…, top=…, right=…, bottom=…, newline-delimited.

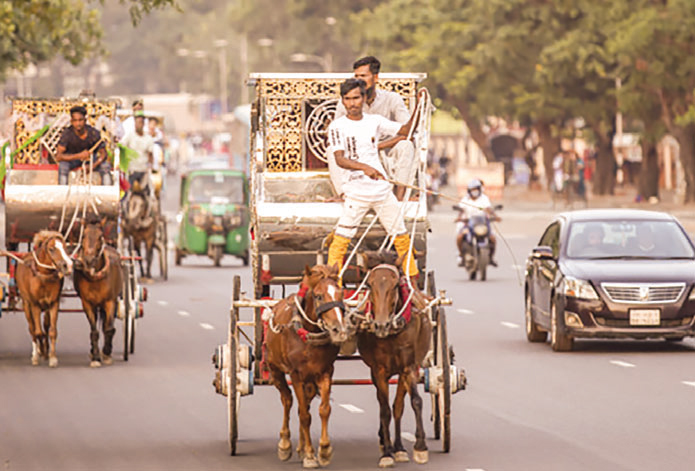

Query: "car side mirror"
left=532, top=246, right=555, bottom=260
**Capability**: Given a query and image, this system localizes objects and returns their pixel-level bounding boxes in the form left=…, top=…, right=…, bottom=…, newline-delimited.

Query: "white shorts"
left=335, top=193, right=407, bottom=239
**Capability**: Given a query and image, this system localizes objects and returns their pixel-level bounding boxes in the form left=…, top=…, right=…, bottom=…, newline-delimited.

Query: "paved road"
left=1, top=188, right=695, bottom=471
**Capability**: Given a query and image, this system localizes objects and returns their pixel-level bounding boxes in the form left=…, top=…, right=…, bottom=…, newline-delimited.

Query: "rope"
left=338, top=216, right=378, bottom=281
left=0, top=251, right=26, bottom=264
left=294, top=295, right=321, bottom=327
left=32, top=249, right=56, bottom=271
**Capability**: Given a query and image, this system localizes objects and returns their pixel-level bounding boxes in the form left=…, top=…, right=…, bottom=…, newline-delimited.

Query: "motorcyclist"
left=455, top=179, right=499, bottom=267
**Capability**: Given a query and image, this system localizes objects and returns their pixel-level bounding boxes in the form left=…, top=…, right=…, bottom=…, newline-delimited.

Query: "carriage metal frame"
left=211, top=73, right=466, bottom=456
left=0, top=96, right=147, bottom=361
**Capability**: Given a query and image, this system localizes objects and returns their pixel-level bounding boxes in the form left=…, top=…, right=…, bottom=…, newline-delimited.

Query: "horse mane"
left=361, top=250, right=399, bottom=271
left=32, top=230, right=63, bottom=248
left=304, top=264, right=340, bottom=286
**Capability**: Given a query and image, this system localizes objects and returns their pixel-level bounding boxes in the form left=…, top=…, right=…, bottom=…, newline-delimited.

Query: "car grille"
left=593, top=316, right=692, bottom=328
left=601, top=283, right=686, bottom=304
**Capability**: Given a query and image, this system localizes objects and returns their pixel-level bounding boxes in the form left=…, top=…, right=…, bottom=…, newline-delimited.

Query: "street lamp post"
left=214, top=39, right=229, bottom=114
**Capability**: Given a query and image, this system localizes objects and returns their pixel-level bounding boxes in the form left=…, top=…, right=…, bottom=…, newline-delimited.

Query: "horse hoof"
left=277, top=446, right=292, bottom=461
left=302, top=457, right=319, bottom=469
left=48, top=357, right=58, bottom=368
left=378, top=456, right=395, bottom=468
left=31, top=358, right=39, bottom=366
left=318, top=445, right=333, bottom=466
left=90, top=360, right=102, bottom=368
left=102, top=355, right=113, bottom=366
left=394, top=451, right=410, bottom=463
left=413, top=449, right=429, bottom=464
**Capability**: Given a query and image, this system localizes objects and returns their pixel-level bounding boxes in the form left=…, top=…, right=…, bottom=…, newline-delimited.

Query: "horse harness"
left=29, top=235, right=68, bottom=279
left=266, top=293, right=346, bottom=346
left=350, top=264, right=416, bottom=337
left=75, top=237, right=110, bottom=281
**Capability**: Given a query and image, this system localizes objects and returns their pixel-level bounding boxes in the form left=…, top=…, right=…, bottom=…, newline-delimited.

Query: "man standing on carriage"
left=327, top=78, right=424, bottom=283
left=56, top=105, right=113, bottom=185
left=334, top=56, right=416, bottom=201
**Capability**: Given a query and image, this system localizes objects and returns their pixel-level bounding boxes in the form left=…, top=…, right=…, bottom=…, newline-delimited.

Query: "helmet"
left=467, top=179, right=482, bottom=197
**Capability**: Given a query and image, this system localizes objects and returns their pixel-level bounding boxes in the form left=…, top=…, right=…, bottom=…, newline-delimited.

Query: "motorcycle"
left=454, top=204, right=502, bottom=281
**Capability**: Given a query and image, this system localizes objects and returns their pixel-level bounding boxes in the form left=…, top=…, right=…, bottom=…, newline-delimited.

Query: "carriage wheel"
left=437, top=307, right=452, bottom=453
left=159, top=219, right=168, bottom=280
left=129, top=262, right=137, bottom=354
left=123, top=261, right=132, bottom=361
left=426, top=272, right=441, bottom=439
left=228, top=275, right=241, bottom=455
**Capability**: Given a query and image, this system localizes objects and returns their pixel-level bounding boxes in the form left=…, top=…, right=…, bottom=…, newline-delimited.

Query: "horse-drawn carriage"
left=211, top=73, right=466, bottom=465
left=0, top=96, right=147, bottom=365
left=116, top=107, right=169, bottom=281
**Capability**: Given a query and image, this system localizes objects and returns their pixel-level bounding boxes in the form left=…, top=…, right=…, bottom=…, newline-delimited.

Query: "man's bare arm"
left=56, top=145, right=88, bottom=162
left=334, top=150, right=384, bottom=180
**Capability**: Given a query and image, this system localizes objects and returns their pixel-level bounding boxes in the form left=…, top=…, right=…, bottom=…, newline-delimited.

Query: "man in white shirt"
left=120, top=113, right=154, bottom=187
left=333, top=56, right=416, bottom=201
left=455, top=179, right=499, bottom=266
left=326, top=78, right=424, bottom=281
left=120, top=98, right=144, bottom=138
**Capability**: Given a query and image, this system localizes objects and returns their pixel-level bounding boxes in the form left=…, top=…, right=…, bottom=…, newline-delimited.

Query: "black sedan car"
left=525, top=209, right=695, bottom=351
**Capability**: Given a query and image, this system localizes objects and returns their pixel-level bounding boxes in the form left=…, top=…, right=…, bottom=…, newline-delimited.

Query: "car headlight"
left=564, top=276, right=599, bottom=300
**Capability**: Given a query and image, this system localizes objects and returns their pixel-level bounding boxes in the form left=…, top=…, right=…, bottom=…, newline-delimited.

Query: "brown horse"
left=15, top=231, right=74, bottom=367
left=74, top=218, right=123, bottom=367
left=357, top=261, right=432, bottom=467
left=265, top=264, right=350, bottom=469
left=123, top=190, right=157, bottom=279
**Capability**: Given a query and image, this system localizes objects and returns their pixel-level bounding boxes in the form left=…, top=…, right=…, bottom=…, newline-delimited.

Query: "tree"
left=0, top=0, right=176, bottom=81
left=608, top=0, right=695, bottom=201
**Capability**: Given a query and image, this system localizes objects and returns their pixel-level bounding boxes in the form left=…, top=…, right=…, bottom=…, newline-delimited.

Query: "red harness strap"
left=398, top=277, right=413, bottom=324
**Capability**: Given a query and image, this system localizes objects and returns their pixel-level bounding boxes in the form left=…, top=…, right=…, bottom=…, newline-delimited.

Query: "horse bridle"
left=32, top=234, right=66, bottom=272
left=361, top=264, right=407, bottom=335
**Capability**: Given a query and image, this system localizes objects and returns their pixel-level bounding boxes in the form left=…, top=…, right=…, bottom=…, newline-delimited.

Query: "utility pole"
left=240, top=33, right=249, bottom=104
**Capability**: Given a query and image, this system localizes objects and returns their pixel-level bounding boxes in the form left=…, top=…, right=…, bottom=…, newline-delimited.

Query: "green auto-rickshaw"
left=175, top=168, right=250, bottom=267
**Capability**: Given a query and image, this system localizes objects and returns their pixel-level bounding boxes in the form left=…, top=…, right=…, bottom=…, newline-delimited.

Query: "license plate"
left=629, top=309, right=660, bottom=326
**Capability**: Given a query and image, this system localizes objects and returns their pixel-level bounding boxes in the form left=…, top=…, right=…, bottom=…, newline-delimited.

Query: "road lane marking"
left=682, top=381, right=695, bottom=388
left=199, top=323, right=215, bottom=330
left=178, top=310, right=190, bottom=317
left=501, top=322, right=520, bottom=329
left=457, top=308, right=474, bottom=315
left=466, top=469, right=486, bottom=471
left=401, top=432, right=416, bottom=442
left=511, top=264, right=524, bottom=270
left=339, top=404, right=364, bottom=414
left=157, top=300, right=169, bottom=307
left=610, top=360, right=636, bottom=368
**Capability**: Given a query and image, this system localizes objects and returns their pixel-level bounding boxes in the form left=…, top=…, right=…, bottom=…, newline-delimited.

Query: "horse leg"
left=392, top=374, right=410, bottom=463
left=41, top=309, right=50, bottom=359
left=292, top=374, right=318, bottom=469
left=373, top=370, right=395, bottom=468
left=101, top=301, right=117, bottom=366
left=83, top=302, right=101, bottom=367
left=269, top=365, right=293, bottom=461
left=407, top=367, right=428, bottom=464
left=145, top=237, right=155, bottom=279
left=317, top=371, right=334, bottom=466
left=47, top=303, right=60, bottom=368
left=134, top=239, right=145, bottom=278
left=24, top=304, right=42, bottom=365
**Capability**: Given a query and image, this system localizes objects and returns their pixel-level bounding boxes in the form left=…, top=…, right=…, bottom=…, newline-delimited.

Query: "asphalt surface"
left=1, top=183, right=695, bottom=471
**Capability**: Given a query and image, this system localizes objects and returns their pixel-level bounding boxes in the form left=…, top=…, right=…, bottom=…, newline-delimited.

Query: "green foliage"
left=0, top=0, right=102, bottom=79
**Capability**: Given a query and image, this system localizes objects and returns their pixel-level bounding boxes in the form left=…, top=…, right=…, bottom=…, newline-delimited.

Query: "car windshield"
left=187, top=173, right=244, bottom=204
left=565, top=220, right=695, bottom=259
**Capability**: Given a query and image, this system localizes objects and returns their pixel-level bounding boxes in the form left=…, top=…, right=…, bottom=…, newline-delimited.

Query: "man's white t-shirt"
left=459, top=194, right=492, bottom=218
left=121, top=130, right=154, bottom=172
left=328, top=114, right=401, bottom=202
